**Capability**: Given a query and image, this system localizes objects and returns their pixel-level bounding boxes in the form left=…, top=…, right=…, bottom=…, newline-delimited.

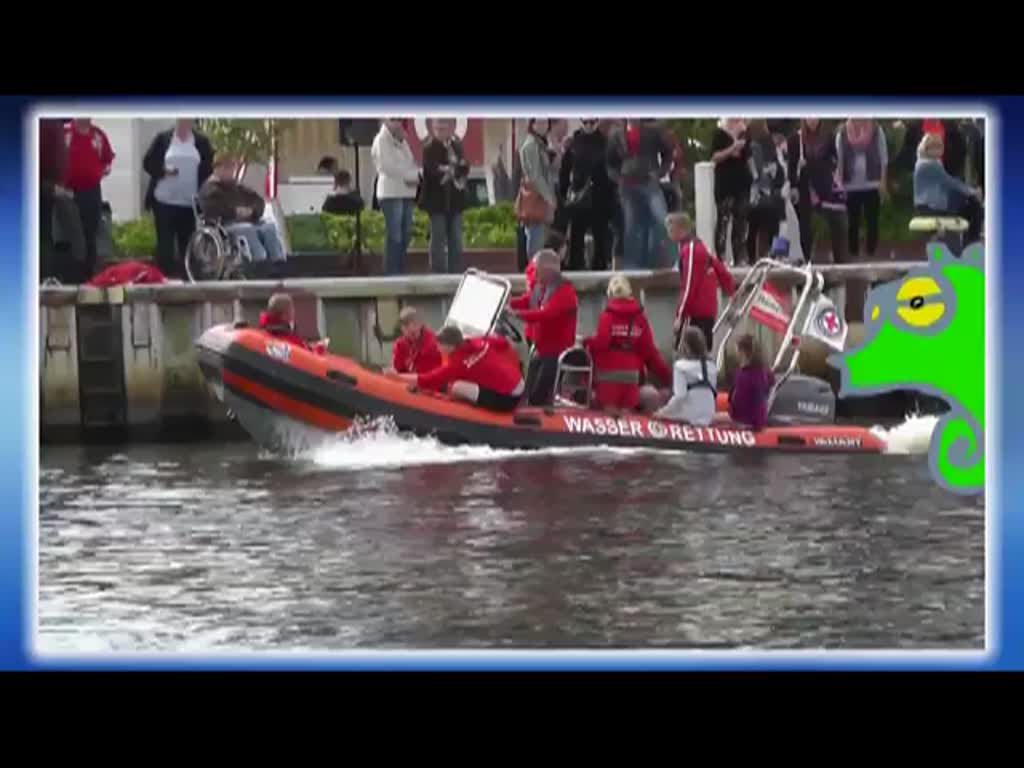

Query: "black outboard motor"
left=767, top=374, right=836, bottom=426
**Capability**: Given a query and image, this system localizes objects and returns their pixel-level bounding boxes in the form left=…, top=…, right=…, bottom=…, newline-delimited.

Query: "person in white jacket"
left=655, top=326, right=718, bottom=426
left=371, top=119, right=421, bottom=274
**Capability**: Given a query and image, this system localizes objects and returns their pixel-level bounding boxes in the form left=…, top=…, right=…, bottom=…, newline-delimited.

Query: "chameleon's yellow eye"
left=896, top=276, right=946, bottom=328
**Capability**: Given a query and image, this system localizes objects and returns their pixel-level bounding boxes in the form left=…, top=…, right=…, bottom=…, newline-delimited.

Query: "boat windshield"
left=445, top=270, right=510, bottom=337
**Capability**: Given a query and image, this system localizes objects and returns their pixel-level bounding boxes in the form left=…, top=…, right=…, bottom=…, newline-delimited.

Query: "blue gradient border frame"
left=14, top=96, right=1009, bottom=670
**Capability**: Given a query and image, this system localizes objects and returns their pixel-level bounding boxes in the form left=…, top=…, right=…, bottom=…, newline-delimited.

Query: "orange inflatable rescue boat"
left=194, top=267, right=886, bottom=455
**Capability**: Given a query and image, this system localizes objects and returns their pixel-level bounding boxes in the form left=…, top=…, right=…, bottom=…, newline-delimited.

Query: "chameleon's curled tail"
left=929, top=406, right=984, bottom=495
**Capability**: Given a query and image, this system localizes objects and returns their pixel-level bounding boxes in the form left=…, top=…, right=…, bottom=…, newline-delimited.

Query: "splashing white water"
left=295, top=412, right=939, bottom=471
left=305, top=416, right=637, bottom=471
left=871, top=413, right=939, bottom=455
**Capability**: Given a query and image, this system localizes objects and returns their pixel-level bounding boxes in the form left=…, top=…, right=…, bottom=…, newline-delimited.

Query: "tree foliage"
left=196, top=118, right=292, bottom=168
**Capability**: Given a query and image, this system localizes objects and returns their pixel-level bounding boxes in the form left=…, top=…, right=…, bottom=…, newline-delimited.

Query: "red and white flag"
left=749, top=281, right=793, bottom=334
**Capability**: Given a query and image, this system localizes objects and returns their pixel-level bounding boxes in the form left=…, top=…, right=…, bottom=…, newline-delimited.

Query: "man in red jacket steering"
left=509, top=248, right=578, bottom=405
left=395, top=325, right=525, bottom=412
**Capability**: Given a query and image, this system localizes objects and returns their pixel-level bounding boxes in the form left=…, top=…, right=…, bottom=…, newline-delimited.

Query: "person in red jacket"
left=517, top=230, right=566, bottom=351
left=387, top=306, right=443, bottom=384
left=584, top=273, right=673, bottom=411
left=668, top=212, right=736, bottom=353
left=259, top=293, right=327, bottom=355
left=509, top=248, right=579, bottom=405
left=396, top=325, right=526, bottom=412
left=64, top=119, right=115, bottom=281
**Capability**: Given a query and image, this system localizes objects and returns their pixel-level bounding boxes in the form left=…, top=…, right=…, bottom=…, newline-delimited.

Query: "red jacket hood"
left=605, top=297, right=644, bottom=319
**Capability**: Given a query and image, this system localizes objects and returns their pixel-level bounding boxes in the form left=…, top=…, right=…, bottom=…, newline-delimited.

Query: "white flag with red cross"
left=802, top=294, right=848, bottom=351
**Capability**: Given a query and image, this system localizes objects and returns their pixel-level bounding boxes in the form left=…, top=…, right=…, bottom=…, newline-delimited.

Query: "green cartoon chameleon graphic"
left=828, top=243, right=985, bottom=495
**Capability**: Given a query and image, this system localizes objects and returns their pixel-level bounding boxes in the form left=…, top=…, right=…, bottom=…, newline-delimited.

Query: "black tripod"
left=350, top=142, right=368, bottom=275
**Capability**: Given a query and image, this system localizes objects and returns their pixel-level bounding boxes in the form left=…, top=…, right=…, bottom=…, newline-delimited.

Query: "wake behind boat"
left=195, top=266, right=886, bottom=456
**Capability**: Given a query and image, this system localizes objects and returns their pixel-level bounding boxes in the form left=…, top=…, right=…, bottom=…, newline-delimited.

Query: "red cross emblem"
left=819, top=309, right=841, bottom=335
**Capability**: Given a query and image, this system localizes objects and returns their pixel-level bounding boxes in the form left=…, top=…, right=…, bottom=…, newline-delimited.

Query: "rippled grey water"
left=38, top=438, right=985, bottom=652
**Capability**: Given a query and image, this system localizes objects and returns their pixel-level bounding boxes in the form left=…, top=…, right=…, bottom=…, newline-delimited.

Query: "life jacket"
left=689, top=356, right=718, bottom=397
left=258, top=310, right=309, bottom=349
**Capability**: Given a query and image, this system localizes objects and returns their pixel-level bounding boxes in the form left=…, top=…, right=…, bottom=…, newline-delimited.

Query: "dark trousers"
left=747, top=204, right=782, bottom=263
left=567, top=207, right=611, bottom=271
left=153, top=201, right=196, bottom=279
left=796, top=198, right=849, bottom=264
left=73, top=184, right=103, bottom=280
left=676, top=316, right=716, bottom=355
left=516, top=224, right=529, bottom=271
left=715, top=196, right=749, bottom=265
left=525, top=354, right=560, bottom=406
left=959, top=197, right=984, bottom=245
left=40, top=188, right=54, bottom=281
left=610, top=201, right=624, bottom=267
left=846, top=189, right=880, bottom=259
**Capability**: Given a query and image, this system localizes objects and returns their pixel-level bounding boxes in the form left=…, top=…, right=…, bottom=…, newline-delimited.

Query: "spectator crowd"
left=39, top=116, right=985, bottom=286
left=40, top=117, right=288, bottom=286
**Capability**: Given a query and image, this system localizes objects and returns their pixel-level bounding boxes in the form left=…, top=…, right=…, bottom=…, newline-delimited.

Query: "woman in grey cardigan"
left=519, top=119, right=557, bottom=259
left=836, top=119, right=888, bottom=260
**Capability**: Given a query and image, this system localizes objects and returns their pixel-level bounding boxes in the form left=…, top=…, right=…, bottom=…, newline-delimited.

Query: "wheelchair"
left=184, top=197, right=253, bottom=283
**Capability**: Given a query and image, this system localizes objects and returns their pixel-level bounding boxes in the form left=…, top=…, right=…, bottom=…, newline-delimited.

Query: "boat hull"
left=196, top=323, right=887, bottom=455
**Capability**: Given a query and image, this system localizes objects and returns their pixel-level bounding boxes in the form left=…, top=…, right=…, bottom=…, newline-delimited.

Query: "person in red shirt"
left=258, top=293, right=328, bottom=355
left=668, top=212, right=736, bottom=353
left=517, top=230, right=566, bottom=352
left=40, top=118, right=83, bottom=283
left=64, top=119, right=115, bottom=281
left=396, top=325, right=525, bottom=412
left=584, top=273, right=673, bottom=411
left=386, top=306, right=443, bottom=384
left=509, top=248, right=578, bottom=405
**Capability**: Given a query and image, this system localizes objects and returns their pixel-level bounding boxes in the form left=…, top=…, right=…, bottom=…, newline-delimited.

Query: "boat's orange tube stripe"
left=223, top=368, right=353, bottom=431
left=218, top=329, right=886, bottom=452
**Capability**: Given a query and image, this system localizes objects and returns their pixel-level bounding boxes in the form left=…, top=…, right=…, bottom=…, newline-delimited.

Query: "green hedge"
left=112, top=203, right=520, bottom=259
left=114, top=195, right=923, bottom=260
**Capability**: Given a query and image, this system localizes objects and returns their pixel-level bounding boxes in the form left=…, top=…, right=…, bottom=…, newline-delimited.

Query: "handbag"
left=515, top=180, right=549, bottom=224
left=564, top=176, right=594, bottom=213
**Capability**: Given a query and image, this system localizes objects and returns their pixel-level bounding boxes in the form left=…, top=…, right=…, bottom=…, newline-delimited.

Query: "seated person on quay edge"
left=394, top=325, right=526, bottom=412
left=583, top=273, right=672, bottom=412
left=259, top=293, right=327, bottom=355
left=322, top=169, right=366, bottom=215
left=385, top=306, right=443, bottom=382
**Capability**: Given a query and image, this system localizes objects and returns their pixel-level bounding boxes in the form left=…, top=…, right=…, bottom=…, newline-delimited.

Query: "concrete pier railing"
left=40, top=263, right=919, bottom=442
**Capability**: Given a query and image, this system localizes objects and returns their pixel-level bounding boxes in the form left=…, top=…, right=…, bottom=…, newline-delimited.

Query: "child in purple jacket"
left=729, top=334, right=775, bottom=430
